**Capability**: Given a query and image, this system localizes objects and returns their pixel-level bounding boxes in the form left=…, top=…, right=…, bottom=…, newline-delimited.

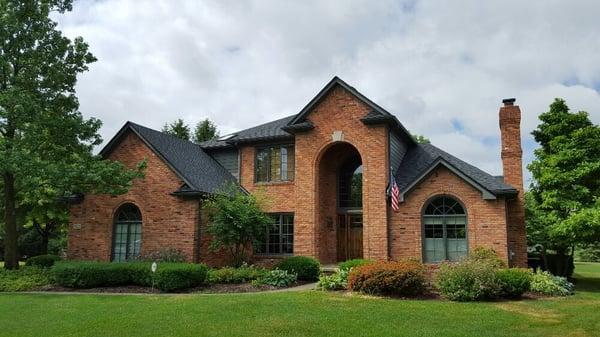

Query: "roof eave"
left=229, top=134, right=294, bottom=145
left=281, top=121, right=315, bottom=134
left=399, top=158, right=497, bottom=202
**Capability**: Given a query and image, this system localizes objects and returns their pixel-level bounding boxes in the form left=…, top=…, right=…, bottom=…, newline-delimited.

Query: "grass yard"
left=0, top=263, right=599, bottom=337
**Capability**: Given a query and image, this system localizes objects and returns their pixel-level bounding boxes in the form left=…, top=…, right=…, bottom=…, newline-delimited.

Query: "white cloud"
left=55, top=0, right=600, bottom=186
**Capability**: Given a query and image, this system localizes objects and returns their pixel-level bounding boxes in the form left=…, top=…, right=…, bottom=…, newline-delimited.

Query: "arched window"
left=112, top=204, right=142, bottom=262
left=422, top=196, right=467, bottom=263
left=338, top=155, right=362, bottom=209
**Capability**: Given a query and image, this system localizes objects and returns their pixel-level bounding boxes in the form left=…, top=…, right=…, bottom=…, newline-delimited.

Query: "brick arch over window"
left=421, top=195, right=468, bottom=263
left=112, top=203, right=142, bottom=262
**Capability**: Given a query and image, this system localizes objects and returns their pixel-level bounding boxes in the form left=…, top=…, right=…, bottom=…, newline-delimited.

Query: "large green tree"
left=193, top=118, right=219, bottom=143
left=162, top=118, right=191, bottom=141
left=527, top=99, right=600, bottom=265
left=0, top=0, right=144, bottom=269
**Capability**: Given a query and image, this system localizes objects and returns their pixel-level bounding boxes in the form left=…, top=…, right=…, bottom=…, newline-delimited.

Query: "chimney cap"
left=502, top=98, right=516, bottom=106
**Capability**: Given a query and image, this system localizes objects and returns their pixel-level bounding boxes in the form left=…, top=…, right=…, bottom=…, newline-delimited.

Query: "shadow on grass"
left=573, top=262, right=600, bottom=293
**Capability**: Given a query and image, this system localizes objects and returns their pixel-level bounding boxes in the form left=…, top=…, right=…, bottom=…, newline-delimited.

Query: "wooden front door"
left=337, top=213, right=363, bottom=261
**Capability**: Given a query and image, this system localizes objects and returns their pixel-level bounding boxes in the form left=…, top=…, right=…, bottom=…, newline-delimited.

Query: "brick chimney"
left=499, top=98, right=527, bottom=267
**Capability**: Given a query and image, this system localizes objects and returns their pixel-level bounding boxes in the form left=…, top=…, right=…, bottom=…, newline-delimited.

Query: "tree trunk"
left=33, top=221, right=51, bottom=255
left=3, top=172, right=18, bottom=270
left=40, top=232, right=49, bottom=255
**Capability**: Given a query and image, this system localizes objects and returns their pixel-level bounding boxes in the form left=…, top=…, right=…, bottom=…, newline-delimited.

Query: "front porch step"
left=320, top=264, right=339, bottom=275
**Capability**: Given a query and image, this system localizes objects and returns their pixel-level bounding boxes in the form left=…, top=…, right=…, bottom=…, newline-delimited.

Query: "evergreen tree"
left=193, top=118, right=219, bottom=143
left=527, top=98, right=600, bottom=267
left=162, top=118, right=191, bottom=141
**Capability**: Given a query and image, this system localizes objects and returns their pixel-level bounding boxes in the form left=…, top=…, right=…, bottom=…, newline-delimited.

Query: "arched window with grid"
left=112, top=203, right=142, bottom=262
left=422, top=196, right=467, bottom=263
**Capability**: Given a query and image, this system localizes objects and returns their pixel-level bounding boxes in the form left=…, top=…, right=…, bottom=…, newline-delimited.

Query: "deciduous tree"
left=205, top=184, right=271, bottom=267
left=0, top=0, right=144, bottom=269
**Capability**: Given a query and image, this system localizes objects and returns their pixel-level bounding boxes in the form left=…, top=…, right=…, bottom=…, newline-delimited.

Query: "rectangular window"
left=256, top=214, right=294, bottom=255
left=255, top=145, right=295, bottom=183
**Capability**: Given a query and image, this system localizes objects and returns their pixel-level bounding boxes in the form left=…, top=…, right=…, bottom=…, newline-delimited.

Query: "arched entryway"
left=316, top=142, right=363, bottom=263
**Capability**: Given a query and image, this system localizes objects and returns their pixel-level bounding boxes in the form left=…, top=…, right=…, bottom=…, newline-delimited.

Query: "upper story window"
left=338, top=155, right=363, bottom=209
left=255, top=144, right=295, bottom=183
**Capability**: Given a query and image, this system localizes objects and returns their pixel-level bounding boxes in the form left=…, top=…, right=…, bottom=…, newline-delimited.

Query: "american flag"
left=388, top=168, right=400, bottom=212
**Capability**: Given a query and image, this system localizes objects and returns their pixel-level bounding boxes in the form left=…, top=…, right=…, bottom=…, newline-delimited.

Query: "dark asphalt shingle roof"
left=102, top=122, right=238, bottom=195
left=200, top=115, right=295, bottom=149
left=396, top=143, right=517, bottom=196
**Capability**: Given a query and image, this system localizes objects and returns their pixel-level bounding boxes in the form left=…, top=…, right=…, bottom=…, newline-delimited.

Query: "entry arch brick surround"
left=293, top=85, right=390, bottom=261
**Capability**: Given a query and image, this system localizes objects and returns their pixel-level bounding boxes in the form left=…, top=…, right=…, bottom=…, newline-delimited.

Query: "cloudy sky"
left=56, top=0, right=600, bottom=186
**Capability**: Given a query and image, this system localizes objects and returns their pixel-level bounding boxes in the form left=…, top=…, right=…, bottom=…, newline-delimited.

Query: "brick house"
left=68, top=77, right=527, bottom=267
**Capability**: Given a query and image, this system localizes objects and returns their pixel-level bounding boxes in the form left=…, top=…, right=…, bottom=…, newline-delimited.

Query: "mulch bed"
left=33, top=281, right=311, bottom=294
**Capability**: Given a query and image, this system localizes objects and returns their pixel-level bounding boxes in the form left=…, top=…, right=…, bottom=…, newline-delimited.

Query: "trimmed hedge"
left=153, top=263, right=208, bottom=292
left=208, top=266, right=267, bottom=284
left=52, top=262, right=208, bottom=292
left=25, top=255, right=61, bottom=268
left=275, top=256, right=320, bottom=281
left=348, top=260, right=426, bottom=297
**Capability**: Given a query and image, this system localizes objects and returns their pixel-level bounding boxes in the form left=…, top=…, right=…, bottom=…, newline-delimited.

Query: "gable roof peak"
left=99, top=121, right=238, bottom=195
left=287, top=76, right=415, bottom=145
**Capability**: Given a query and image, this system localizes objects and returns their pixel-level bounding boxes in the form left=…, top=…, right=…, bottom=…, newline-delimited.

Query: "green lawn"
left=0, top=263, right=599, bottom=337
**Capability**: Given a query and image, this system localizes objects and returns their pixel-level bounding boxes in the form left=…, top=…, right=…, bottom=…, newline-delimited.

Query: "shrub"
left=52, top=261, right=208, bottom=292
left=338, top=259, right=373, bottom=272
left=276, top=256, right=320, bottom=281
left=153, top=263, right=208, bottom=292
left=436, top=259, right=502, bottom=301
left=496, top=268, right=532, bottom=298
left=468, top=247, right=507, bottom=268
left=0, top=267, right=53, bottom=292
left=530, top=270, right=574, bottom=296
left=136, top=248, right=187, bottom=263
left=208, top=266, right=267, bottom=284
left=53, top=262, right=138, bottom=288
left=25, top=254, right=61, bottom=268
left=317, top=269, right=349, bottom=291
left=348, top=260, right=426, bottom=297
left=254, top=269, right=297, bottom=287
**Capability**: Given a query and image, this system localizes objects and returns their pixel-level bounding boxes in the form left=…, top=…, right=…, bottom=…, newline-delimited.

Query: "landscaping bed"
left=0, top=255, right=318, bottom=294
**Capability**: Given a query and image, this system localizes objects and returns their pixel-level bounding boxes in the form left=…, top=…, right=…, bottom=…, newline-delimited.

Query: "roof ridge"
left=128, top=121, right=204, bottom=148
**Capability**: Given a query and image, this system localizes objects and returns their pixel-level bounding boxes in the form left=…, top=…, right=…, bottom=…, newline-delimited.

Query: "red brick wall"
left=500, top=102, right=528, bottom=267
left=390, top=166, right=509, bottom=263
left=239, top=146, right=296, bottom=213
left=68, top=131, right=202, bottom=263
left=293, top=85, right=389, bottom=261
